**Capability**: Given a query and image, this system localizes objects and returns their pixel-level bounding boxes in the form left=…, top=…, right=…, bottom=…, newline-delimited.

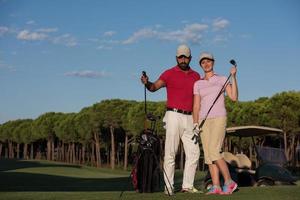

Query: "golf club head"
left=146, top=113, right=160, bottom=121
left=230, top=59, right=237, bottom=66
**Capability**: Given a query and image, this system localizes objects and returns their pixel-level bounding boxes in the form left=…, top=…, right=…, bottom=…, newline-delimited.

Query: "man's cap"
left=176, top=44, right=191, bottom=57
left=199, top=52, right=214, bottom=63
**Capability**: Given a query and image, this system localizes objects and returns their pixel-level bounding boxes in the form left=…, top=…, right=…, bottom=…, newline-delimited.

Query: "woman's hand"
left=230, top=66, right=237, bottom=77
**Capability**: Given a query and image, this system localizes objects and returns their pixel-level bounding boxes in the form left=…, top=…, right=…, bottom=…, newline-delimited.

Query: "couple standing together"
left=140, top=44, right=238, bottom=195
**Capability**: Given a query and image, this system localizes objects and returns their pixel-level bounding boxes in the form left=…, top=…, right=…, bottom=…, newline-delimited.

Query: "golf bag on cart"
left=131, top=113, right=161, bottom=193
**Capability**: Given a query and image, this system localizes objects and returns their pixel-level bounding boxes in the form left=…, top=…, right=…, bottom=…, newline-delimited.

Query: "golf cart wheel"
left=256, top=178, right=274, bottom=187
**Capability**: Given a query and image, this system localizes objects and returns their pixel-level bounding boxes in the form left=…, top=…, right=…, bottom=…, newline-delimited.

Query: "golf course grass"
left=0, top=159, right=299, bottom=200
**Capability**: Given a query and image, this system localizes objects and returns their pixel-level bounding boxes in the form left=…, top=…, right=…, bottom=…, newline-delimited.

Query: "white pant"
left=163, top=111, right=200, bottom=190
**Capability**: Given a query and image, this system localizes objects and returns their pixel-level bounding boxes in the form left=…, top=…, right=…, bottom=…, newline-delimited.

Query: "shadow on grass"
left=0, top=159, right=133, bottom=192
left=0, top=159, right=206, bottom=192
left=0, top=159, right=81, bottom=172
left=0, top=172, right=134, bottom=192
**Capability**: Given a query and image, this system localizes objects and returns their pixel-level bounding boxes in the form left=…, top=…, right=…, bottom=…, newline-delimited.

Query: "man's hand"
left=192, top=123, right=201, bottom=144
left=141, top=71, right=149, bottom=85
left=141, top=71, right=155, bottom=91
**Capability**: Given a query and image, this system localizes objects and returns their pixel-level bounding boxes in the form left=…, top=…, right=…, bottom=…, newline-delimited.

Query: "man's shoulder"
left=189, top=68, right=200, bottom=76
left=163, top=65, right=178, bottom=73
left=160, top=66, right=177, bottom=77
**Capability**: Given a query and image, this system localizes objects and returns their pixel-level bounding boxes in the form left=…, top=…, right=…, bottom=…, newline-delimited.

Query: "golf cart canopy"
left=226, top=126, right=283, bottom=137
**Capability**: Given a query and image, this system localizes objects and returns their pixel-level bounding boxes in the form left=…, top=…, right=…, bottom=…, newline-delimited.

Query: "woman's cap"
left=199, top=52, right=214, bottom=63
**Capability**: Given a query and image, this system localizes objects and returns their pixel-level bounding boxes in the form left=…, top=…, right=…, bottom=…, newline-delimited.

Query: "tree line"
left=0, top=91, right=299, bottom=170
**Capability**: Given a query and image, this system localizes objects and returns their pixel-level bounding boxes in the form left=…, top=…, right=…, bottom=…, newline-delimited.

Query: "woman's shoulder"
left=214, top=74, right=227, bottom=80
left=214, top=73, right=226, bottom=78
left=194, top=79, right=207, bottom=88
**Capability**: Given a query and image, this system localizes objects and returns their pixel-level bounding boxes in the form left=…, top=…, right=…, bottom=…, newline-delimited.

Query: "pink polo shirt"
left=159, top=66, right=200, bottom=112
left=193, top=74, right=228, bottom=119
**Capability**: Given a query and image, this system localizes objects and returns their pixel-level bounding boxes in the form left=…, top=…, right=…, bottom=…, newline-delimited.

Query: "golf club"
left=142, top=71, right=147, bottom=115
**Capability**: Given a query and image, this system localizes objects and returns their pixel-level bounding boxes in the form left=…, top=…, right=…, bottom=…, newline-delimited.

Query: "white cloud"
left=17, top=30, right=48, bottom=41
left=36, top=28, right=58, bottom=33
left=15, top=28, right=77, bottom=47
left=26, top=20, right=36, bottom=25
left=240, top=34, right=252, bottom=39
left=159, top=23, right=208, bottom=44
left=123, top=23, right=208, bottom=45
left=181, top=20, right=189, bottom=24
left=0, top=61, right=16, bottom=72
left=97, top=45, right=113, bottom=50
left=97, top=45, right=105, bottom=49
left=0, top=26, right=9, bottom=36
left=213, top=18, right=230, bottom=31
left=213, top=35, right=228, bottom=43
left=64, top=70, right=109, bottom=78
left=13, top=28, right=78, bottom=47
left=96, top=39, right=119, bottom=50
left=103, top=31, right=116, bottom=37
left=93, top=31, right=121, bottom=49
left=184, top=23, right=208, bottom=32
left=154, top=24, right=163, bottom=29
left=52, top=34, right=77, bottom=47
left=88, top=38, right=100, bottom=42
left=97, top=18, right=230, bottom=48
left=123, top=28, right=158, bottom=44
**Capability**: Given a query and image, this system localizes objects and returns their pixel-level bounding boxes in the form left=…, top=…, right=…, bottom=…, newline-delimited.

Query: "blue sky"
left=0, top=0, right=299, bottom=124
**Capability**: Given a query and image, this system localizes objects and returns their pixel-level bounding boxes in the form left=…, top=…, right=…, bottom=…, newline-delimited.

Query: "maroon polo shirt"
left=159, top=65, right=200, bottom=112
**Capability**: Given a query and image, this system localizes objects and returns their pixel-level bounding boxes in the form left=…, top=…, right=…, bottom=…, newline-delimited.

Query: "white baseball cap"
left=176, top=44, right=191, bottom=57
left=199, top=52, right=214, bottom=63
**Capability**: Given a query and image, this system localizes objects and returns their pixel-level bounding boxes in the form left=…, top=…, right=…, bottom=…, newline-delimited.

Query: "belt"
left=166, top=107, right=192, bottom=115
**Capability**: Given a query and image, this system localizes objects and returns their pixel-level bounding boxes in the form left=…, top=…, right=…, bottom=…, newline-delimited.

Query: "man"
left=140, top=44, right=201, bottom=195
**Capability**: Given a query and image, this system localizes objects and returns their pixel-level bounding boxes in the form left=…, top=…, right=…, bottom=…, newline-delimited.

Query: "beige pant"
left=163, top=111, right=200, bottom=190
left=200, top=117, right=227, bottom=164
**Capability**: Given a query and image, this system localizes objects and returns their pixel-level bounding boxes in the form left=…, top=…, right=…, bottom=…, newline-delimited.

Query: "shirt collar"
left=201, top=73, right=218, bottom=80
left=175, top=65, right=193, bottom=74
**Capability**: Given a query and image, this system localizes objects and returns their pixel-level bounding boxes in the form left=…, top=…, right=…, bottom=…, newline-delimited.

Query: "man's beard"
left=177, top=61, right=190, bottom=71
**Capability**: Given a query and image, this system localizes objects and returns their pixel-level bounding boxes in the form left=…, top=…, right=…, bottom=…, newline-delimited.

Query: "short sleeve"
left=193, top=81, right=200, bottom=95
left=221, top=76, right=229, bottom=85
left=159, top=70, right=169, bottom=83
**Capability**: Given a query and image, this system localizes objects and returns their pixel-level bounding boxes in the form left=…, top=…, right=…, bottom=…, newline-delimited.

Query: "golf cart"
left=203, top=126, right=297, bottom=188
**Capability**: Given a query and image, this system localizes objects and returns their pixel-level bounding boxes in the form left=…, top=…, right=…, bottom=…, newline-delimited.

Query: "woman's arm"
left=193, top=94, right=201, bottom=124
left=225, top=66, right=238, bottom=101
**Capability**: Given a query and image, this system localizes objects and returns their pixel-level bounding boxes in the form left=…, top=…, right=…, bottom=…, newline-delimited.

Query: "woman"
left=193, top=52, right=238, bottom=195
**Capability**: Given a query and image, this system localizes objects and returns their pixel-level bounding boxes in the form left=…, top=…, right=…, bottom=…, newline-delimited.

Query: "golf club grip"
left=198, top=119, right=205, bottom=129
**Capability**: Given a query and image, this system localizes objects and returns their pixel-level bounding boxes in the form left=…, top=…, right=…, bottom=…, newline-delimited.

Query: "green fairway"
left=0, top=159, right=299, bottom=200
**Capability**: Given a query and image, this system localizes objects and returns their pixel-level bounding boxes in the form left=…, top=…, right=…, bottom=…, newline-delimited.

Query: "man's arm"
left=141, top=73, right=165, bottom=92
left=145, top=79, right=165, bottom=92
